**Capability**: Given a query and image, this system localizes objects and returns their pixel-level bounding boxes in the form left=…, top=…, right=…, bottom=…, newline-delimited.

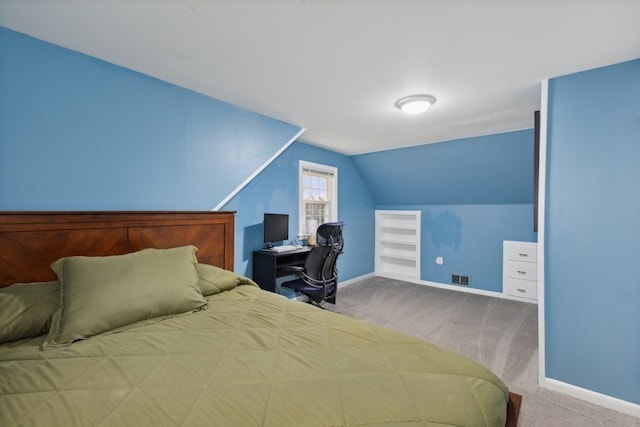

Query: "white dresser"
left=503, top=241, right=538, bottom=302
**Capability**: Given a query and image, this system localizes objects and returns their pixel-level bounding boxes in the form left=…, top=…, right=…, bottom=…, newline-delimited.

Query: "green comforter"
left=0, top=280, right=508, bottom=426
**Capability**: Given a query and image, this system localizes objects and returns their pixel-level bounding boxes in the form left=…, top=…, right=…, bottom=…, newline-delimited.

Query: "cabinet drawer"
left=504, top=278, right=538, bottom=300
left=505, top=261, right=537, bottom=281
left=504, top=241, right=537, bottom=263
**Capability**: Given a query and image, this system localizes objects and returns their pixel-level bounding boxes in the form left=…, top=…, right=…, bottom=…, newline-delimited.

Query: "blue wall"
left=351, top=130, right=535, bottom=205
left=546, top=59, right=640, bottom=403
left=0, top=28, right=533, bottom=290
left=382, top=204, right=535, bottom=291
left=0, top=27, right=373, bottom=283
left=3, top=22, right=637, bottom=406
left=0, top=27, right=300, bottom=210
left=422, top=205, right=535, bottom=290
left=222, top=142, right=376, bottom=281
left=353, top=130, right=537, bottom=292
left=0, top=26, right=537, bottom=295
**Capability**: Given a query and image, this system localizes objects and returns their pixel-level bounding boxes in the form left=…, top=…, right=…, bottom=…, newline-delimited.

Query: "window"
left=299, top=161, right=337, bottom=235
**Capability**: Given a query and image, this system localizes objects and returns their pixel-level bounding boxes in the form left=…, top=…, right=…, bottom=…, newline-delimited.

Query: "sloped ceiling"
left=1, top=1, right=639, bottom=155
left=351, top=129, right=534, bottom=205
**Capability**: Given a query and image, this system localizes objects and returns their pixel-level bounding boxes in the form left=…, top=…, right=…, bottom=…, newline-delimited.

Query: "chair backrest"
left=321, top=245, right=340, bottom=283
left=316, top=221, right=345, bottom=251
left=304, top=221, right=345, bottom=284
left=302, top=245, right=334, bottom=282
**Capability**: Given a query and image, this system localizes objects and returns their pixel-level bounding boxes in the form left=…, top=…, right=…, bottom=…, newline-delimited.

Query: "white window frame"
left=298, top=160, right=338, bottom=236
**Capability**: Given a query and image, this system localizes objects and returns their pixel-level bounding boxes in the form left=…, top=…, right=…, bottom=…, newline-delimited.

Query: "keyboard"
left=270, top=244, right=300, bottom=253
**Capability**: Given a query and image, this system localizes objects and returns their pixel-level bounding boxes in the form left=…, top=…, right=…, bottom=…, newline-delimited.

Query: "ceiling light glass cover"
left=395, top=94, right=437, bottom=114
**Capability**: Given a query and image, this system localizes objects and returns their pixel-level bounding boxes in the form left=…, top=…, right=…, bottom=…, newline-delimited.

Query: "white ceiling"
left=1, top=1, right=639, bottom=155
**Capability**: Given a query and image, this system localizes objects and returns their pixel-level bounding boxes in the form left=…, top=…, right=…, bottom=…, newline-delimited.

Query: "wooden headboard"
left=0, top=211, right=235, bottom=287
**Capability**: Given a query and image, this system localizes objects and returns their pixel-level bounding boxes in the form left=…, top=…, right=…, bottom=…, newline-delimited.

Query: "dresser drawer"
left=505, top=260, right=537, bottom=281
left=503, top=240, right=538, bottom=302
left=504, top=241, right=537, bottom=263
left=504, top=278, right=538, bottom=300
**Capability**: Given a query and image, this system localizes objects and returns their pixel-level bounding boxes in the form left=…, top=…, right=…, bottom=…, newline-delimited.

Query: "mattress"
left=0, top=281, right=509, bottom=426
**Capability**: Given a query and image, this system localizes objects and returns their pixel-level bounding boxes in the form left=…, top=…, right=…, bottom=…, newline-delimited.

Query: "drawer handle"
left=518, top=253, right=528, bottom=257
left=517, top=288, right=526, bottom=293
left=517, top=270, right=527, bottom=275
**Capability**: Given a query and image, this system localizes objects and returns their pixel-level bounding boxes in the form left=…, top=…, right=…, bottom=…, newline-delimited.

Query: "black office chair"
left=281, top=221, right=344, bottom=307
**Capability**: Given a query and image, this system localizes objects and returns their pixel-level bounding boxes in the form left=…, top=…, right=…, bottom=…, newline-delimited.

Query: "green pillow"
left=0, top=281, right=59, bottom=344
left=196, top=263, right=260, bottom=296
left=43, top=246, right=207, bottom=349
left=197, top=263, right=243, bottom=296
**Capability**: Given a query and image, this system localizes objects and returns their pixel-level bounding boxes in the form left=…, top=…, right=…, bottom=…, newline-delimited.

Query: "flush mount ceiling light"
left=395, top=94, right=437, bottom=114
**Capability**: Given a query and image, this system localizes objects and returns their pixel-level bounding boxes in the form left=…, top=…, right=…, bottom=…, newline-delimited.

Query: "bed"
left=0, top=211, right=520, bottom=426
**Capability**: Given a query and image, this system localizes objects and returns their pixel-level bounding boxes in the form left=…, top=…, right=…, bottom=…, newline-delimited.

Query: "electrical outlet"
left=451, top=274, right=460, bottom=285
left=460, top=275, right=470, bottom=286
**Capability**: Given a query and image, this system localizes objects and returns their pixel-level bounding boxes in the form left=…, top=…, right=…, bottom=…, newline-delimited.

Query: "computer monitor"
left=263, top=213, right=288, bottom=248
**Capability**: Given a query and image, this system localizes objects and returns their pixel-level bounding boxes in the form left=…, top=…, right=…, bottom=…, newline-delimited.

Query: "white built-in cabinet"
left=375, top=210, right=421, bottom=280
left=503, top=240, right=538, bottom=303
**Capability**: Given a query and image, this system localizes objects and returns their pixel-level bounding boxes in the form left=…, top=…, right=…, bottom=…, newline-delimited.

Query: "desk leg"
left=252, top=252, right=277, bottom=293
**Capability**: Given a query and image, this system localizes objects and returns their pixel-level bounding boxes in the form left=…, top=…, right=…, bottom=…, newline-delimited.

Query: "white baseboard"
left=541, top=377, right=640, bottom=418
left=361, top=273, right=639, bottom=417
left=418, top=279, right=508, bottom=299
left=376, top=274, right=535, bottom=303
left=338, top=272, right=374, bottom=288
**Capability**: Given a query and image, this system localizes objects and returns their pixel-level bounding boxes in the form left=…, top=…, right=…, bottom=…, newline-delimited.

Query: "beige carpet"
left=329, top=276, right=639, bottom=427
